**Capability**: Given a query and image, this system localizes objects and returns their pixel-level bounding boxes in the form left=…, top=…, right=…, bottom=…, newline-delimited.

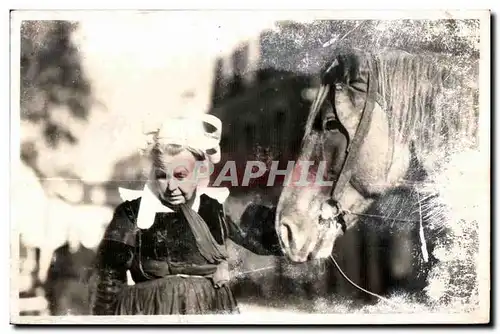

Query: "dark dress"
left=91, top=194, right=282, bottom=315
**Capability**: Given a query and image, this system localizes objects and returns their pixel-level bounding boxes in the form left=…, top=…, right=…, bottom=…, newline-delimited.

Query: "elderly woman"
left=91, top=115, right=283, bottom=315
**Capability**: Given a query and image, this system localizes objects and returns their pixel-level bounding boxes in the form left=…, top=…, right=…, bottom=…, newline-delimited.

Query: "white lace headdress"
left=141, top=113, right=223, bottom=164
left=119, top=113, right=229, bottom=229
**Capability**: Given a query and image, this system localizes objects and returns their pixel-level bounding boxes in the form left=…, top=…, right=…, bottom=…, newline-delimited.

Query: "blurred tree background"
left=20, top=21, right=94, bottom=175
left=260, top=19, right=480, bottom=74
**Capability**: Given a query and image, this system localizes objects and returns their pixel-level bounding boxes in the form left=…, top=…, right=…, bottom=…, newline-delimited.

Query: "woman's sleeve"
left=91, top=203, right=136, bottom=315
left=223, top=203, right=284, bottom=257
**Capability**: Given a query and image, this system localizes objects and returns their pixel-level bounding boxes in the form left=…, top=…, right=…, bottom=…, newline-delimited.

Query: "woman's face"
left=150, top=150, right=199, bottom=207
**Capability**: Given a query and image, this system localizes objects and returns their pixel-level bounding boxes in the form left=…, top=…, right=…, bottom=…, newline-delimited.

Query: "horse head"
left=274, top=48, right=477, bottom=262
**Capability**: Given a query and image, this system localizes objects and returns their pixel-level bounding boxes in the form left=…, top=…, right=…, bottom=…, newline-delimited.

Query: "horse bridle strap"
left=330, top=71, right=378, bottom=209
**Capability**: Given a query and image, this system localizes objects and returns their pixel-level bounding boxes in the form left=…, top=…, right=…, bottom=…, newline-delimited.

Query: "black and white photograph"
left=9, top=9, right=490, bottom=324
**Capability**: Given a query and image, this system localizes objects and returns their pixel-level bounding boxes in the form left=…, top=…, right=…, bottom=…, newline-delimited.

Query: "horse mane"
left=307, top=47, right=479, bottom=171
left=371, top=49, right=479, bottom=160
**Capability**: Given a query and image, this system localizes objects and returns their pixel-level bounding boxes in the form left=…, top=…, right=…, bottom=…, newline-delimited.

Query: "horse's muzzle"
left=278, top=217, right=316, bottom=263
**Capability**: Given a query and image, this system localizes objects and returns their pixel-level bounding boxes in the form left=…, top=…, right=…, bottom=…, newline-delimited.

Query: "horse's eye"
left=349, top=80, right=367, bottom=93
left=324, top=117, right=339, bottom=131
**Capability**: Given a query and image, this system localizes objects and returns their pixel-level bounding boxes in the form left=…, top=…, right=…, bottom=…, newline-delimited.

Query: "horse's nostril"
left=280, top=219, right=297, bottom=250
left=279, top=218, right=313, bottom=262
left=280, top=221, right=290, bottom=243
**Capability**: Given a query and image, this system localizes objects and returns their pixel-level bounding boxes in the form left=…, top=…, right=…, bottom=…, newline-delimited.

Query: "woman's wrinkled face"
left=150, top=150, right=199, bottom=207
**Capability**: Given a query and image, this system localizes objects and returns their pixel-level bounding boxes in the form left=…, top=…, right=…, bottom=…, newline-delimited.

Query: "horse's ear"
left=322, top=58, right=342, bottom=85
left=323, top=50, right=371, bottom=87
left=324, top=59, right=340, bottom=76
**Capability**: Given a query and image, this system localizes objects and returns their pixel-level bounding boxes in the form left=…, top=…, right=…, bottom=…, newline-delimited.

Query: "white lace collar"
left=118, top=183, right=230, bottom=229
